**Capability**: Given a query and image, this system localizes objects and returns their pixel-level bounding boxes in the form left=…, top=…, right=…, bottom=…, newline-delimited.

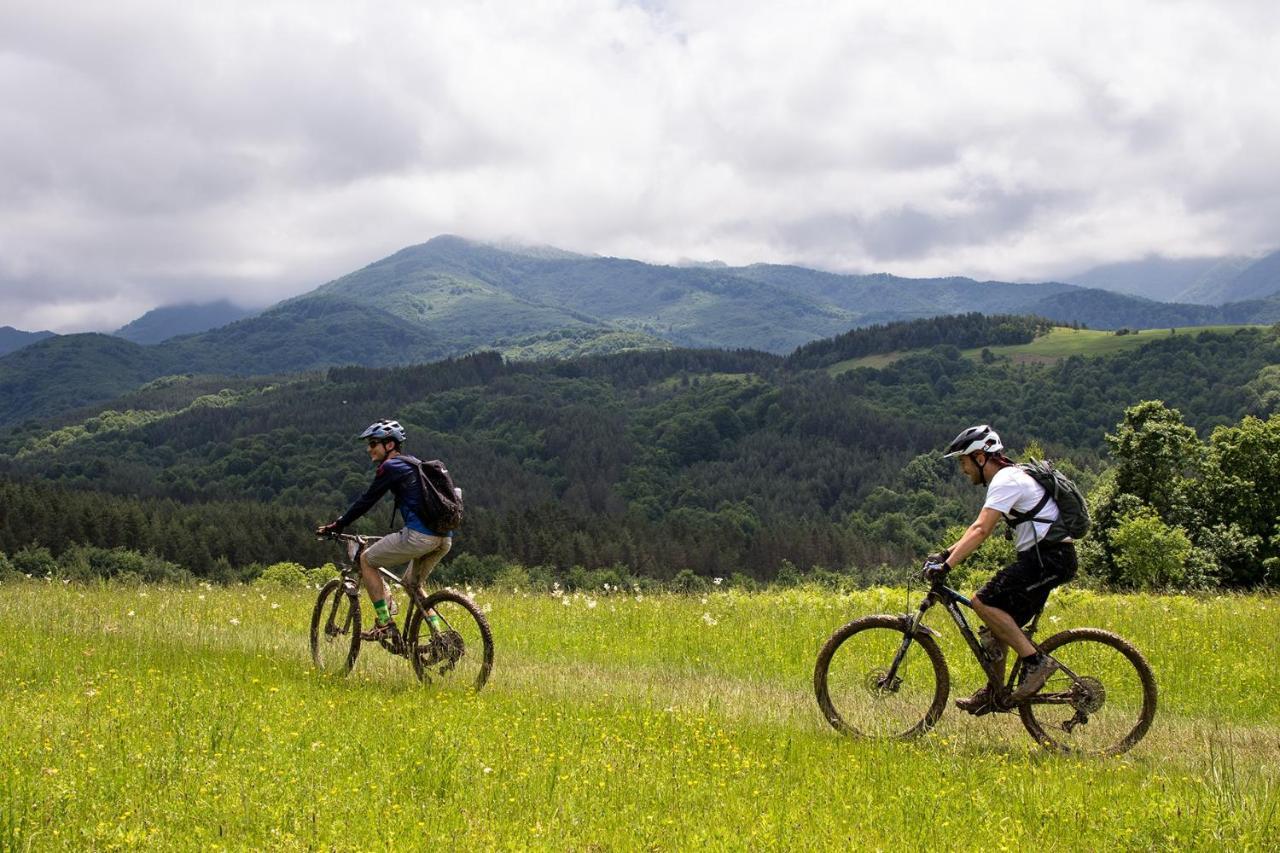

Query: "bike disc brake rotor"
left=864, top=668, right=902, bottom=696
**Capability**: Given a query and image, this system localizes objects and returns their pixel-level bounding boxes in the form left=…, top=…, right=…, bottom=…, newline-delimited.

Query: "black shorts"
left=976, top=541, right=1078, bottom=626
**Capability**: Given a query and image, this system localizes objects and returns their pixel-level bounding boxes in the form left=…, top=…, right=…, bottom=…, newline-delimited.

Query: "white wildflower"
left=701, top=612, right=718, bottom=626
left=229, top=617, right=241, bottom=625
left=271, top=602, right=280, bottom=610
left=712, top=577, right=723, bottom=586
left=586, top=598, right=597, bottom=609
left=126, top=610, right=135, bottom=617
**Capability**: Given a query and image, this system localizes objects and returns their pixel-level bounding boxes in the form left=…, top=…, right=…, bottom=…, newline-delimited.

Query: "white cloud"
left=1, top=0, right=1278, bottom=331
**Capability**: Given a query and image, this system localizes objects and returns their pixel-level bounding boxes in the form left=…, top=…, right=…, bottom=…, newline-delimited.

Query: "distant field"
left=829, top=324, right=1266, bottom=374
left=3, top=581, right=1276, bottom=849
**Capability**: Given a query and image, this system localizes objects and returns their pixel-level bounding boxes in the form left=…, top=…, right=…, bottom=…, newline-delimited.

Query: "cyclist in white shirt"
left=925, top=425, right=1079, bottom=714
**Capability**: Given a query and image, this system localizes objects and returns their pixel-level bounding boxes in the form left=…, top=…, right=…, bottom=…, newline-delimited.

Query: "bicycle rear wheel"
left=407, top=590, right=493, bottom=691
left=310, top=578, right=361, bottom=675
left=1018, top=628, right=1157, bottom=756
left=814, top=615, right=950, bottom=739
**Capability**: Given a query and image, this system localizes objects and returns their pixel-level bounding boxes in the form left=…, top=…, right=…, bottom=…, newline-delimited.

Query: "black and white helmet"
left=360, top=419, right=406, bottom=445
left=942, top=424, right=1002, bottom=459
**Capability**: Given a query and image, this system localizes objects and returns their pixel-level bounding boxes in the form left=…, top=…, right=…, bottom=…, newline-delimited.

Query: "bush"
left=56, top=545, right=192, bottom=584
left=1107, top=506, right=1194, bottom=590
left=492, top=563, right=532, bottom=592
left=254, top=561, right=315, bottom=590
left=728, top=572, right=758, bottom=592
left=435, top=552, right=506, bottom=586
left=12, top=546, right=57, bottom=578
left=669, top=569, right=708, bottom=593
left=0, top=552, right=17, bottom=582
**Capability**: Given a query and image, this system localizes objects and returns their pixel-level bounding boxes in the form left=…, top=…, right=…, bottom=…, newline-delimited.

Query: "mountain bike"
left=310, top=532, right=493, bottom=690
left=813, top=568, right=1157, bottom=755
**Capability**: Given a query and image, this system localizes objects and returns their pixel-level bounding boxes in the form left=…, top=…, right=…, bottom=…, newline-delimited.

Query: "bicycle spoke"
left=1019, top=629, right=1156, bottom=755
left=409, top=591, right=493, bottom=691
left=815, top=616, right=948, bottom=739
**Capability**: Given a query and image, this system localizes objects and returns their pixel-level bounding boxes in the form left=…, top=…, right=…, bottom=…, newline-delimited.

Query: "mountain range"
left=3, top=235, right=1280, bottom=426
left=1065, top=250, right=1280, bottom=304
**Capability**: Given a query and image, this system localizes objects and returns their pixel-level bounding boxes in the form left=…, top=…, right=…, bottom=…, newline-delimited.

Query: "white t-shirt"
left=983, top=465, right=1060, bottom=552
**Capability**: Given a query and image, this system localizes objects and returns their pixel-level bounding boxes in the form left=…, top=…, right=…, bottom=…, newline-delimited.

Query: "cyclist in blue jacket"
left=316, top=419, right=452, bottom=640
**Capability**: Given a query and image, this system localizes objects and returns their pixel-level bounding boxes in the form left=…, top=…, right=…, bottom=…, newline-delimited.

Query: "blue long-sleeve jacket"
left=336, top=455, right=434, bottom=534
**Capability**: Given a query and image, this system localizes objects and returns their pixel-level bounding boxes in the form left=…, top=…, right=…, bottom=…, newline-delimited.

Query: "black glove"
left=315, top=520, right=343, bottom=537
left=926, top=548, right=951, bottom=565
left=921, top=558, right=950, bottom=582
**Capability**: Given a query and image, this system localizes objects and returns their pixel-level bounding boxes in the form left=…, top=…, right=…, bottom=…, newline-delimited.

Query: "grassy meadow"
left=2, top=579, right=1277, bottom=850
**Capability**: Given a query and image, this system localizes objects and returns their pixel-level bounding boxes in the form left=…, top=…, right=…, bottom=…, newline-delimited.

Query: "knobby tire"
left=310, top=578, right=361, bottom=675
left=814, top=614, right=950, bottom=739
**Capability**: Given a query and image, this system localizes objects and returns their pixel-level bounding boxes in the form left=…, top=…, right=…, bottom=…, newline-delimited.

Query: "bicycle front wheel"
left=310, top=578, right=361, bottom=676
left=814, top=615, right=950, bottom=739
left=407, top=590, right=493, bottom=691
left=1019, top=628, right=1157, bottom=756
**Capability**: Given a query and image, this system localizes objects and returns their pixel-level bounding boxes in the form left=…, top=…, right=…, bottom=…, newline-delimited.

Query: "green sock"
left=373, top=599, right=390, bottom=625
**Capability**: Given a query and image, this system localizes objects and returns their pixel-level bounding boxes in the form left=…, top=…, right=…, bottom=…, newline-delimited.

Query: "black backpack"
left=1005, top=459, right=1090, bottom=542
left=398, top=454, right=464, bottom=533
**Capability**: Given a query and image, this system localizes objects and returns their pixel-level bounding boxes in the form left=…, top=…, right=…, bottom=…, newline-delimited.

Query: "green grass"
left=829, top=325, right=1266, bottom=374
left=2, top=581, right=1277, bottom=849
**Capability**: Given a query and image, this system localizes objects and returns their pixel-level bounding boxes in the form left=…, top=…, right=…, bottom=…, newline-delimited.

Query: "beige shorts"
left=363, top=528, right=452, bottom=589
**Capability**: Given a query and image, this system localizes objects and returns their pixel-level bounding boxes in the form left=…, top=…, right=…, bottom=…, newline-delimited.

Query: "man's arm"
left=944, top=507, right=1004, bottom=566
left=333, top=464, right=395, bottom=529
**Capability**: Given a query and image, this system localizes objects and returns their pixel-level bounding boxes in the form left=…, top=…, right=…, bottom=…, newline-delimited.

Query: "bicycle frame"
left=892, top=580, right=1085, bottom=708
left=327, top=532, right=454, bottom=656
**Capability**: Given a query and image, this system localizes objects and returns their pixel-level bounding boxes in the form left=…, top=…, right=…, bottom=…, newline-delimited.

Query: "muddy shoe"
left=955, top=686, right=997, bottom=716
left=1011, top=656, right=1060, bottom=702
left=360, top=620, right=400, bottom=642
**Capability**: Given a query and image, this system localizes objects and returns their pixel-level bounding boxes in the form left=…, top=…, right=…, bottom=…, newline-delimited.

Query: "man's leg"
left=358, top=550, right=393, bottom=627
left=971, top=594, right=1036, bottom=657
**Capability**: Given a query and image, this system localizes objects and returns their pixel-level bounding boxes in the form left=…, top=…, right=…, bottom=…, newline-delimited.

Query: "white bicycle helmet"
left=943, top=424, right=1002, bottom=458
left=359, top=419, right=407, bottom=445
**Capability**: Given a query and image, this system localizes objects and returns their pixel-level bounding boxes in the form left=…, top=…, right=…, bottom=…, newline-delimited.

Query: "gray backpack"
left=1005, top=460, right=1090, bottom=542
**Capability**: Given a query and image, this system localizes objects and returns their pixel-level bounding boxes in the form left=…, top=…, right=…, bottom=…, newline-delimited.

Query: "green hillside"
left=828, top=324, right=1269, bottom=373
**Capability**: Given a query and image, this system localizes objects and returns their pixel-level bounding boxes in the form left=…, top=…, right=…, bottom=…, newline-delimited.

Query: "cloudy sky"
left=3, top=1, right=1279, bottom=332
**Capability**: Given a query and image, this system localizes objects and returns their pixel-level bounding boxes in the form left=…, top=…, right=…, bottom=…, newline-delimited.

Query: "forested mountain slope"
left=6, top=236, right=1279, bottom=427
left=3, top=316, right=1276, bottom=580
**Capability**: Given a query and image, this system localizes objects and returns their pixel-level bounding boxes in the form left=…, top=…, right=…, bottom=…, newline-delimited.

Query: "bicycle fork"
left=882, top=596, right=938, bottom=690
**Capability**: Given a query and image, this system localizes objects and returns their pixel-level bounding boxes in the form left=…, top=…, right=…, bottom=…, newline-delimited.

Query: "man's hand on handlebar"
left=921, top=548, right=951, bottom=582
left=315, top=521, right=342, bottom=537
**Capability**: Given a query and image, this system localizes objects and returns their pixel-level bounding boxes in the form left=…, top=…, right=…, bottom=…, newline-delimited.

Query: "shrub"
left=669, top=569, right=708, bottom=593
left=0, top=552, right=17, bottom=582
left=254, top=561, right=313, bottom=590
left=492, top=563, right=532, bottom=592
left=56, top=545, right=192, bottom=584
left=728, top=572, right=758, bottom=592
left=12, top=546, right=57, bottom=578
left=1107, top=506, right=1194, bottom=590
